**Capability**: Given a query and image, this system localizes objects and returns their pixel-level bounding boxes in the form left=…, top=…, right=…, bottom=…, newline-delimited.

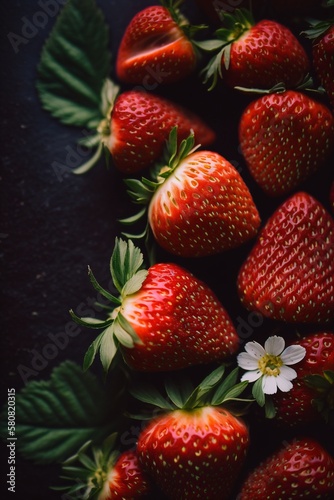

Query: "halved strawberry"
left=197, top=8, right=309, bottom=90
left=75, top=81, right=215, bottom=175
left=116, top=3, right=201, bottom=85
left=238, top=90, right=334, bottom=197
left=272, top=332, right=334, bottom=426
left=56, top=434, right=151, bottom=499
left=238, top=437, right=334, bottom=499
left=70, top=238, right=239, bottom=373
left=237, top=191, right=334, bottom=323
left=133, top=365, right=250, bottom=499
left=123, top=128, right=260, bottom=257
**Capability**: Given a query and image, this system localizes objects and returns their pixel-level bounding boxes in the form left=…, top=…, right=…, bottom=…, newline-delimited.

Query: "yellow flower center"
left=258, top=354, right=283, bottom=377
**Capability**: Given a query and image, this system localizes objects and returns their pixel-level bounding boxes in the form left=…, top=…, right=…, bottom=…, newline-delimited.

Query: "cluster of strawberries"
left=64, top=1, right=334, bottom=498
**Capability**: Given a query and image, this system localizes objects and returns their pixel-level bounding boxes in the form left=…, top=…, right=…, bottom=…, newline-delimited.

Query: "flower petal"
left=241, top=370, right=262, bottom=383
left=244, top=341, right=266, bottom=359
left=276, top=375, right=293, bottom=393
left=262, top=375, right=278, bottom=395
left=237, top=352, right=260, bottom=370
left=281, top=345, right=306, bottom=365
left=264, top=335, right=285, bottom=356
left=279, top=365, right=297, bottom=381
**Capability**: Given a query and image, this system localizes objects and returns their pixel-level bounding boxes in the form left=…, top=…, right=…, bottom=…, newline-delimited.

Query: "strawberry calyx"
left=304, top=370, right=334, bottom=425
left=54, top=433, right=121, bottom=499
left=160, top=0, right=208, bottom=41
left=234, top=73, right=325, bottom=96
left=302, top=17, right=334, bottom=40
left=119, top=127, right=199, bottom=245
left=72, top=79, right=121, bottom=175
left=69, top=238, right=148, bottom=373
left=130, top=364, right=252, bottom=419
left=195, top=8, right=254, bottom=90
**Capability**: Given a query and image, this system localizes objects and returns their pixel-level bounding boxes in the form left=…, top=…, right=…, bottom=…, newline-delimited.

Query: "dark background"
left=1, top=0, right=333, bottom=498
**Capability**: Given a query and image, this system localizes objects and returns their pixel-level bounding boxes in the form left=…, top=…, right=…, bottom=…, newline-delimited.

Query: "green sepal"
left=53, top=433, right=120, bottom=499
left=118, top=208, right=147, bottom=226
left=164, top=376, right=195, bottom=408
left=252, top=377, right=265, bottom=407
left=130, top=384, right=175, bottom=411
left=184, top=364, right=227, bottom=409
left=110, top=238, right=145, bottom=294
left=83, top=331, right=105, bottom=372
left=88, top=266, right=121, bottom=305
left=302, top=17, right=334, bottom=40
left=160, top=0, right=208, bottom=41
left=304, top=370, right=334, bottom=424
left=264, top=396, right=276, bottom=419
left=212, top=368, right=249, bottom=405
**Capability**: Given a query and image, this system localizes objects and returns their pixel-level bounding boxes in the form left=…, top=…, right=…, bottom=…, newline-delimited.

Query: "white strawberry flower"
left=237, top=335, right=306, bottom=396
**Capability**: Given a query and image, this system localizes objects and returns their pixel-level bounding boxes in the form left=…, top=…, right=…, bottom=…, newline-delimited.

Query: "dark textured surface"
left=1, top=1, right=333, bottom=499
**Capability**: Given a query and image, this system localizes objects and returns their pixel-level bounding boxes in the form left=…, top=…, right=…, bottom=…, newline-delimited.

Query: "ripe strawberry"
left=238, top=437, right=334, bottom=499
left=134, top=365, right=250, bottom=499
left=103, top=87, right=215, bottom=175
left=116, top=3, right=200, bottom=85
left=237, top=191, right=334, bottom=323
left=198, top=8, right=309, bottom=89
left=272, top=332, right=334, bottom=426
left=57, top=434, right=151, bottom=499
left=70, top=238, right=239, bottom=373
left=239, top=90, right=334, bottom=196
left=124, top=128, right=260, bottom=257
left=303, top=19, right=334, bottom=111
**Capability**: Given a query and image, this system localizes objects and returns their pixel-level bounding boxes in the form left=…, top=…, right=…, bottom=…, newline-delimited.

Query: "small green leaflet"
left=0, top=361, right=119, bottom=464
left=36, top=0, right=111, bottom=128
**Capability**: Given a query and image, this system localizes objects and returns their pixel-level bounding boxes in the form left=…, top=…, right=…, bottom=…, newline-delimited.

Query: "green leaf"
left=36, top=0, right=110, bottom=128
left=252, top=377, right=265, bottom=407
left=0, top=361, right=117, bottom=463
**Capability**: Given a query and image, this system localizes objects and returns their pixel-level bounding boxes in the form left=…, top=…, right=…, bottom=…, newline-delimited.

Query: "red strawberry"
left=237, top=191, right=334, bottom=323
left=70, top=238, right=239, bottom=373
left=272, top=332, right=334, bottom=426
left=304, top=19, right=334, bottom=111
left=104, top=88, right=215, bottom=174
left=124, top=128, right=260, bottom=257
left=238, top=90, right=334, bottom=196
left=239, top=437, right=334, bottom=499
left=198, top=9, right=309, bottom=89
left=134, top=365, right=250, bottom=499
left=116, top=4, right=198, bottom=85
left=57, top=434, right=151, bottom=499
